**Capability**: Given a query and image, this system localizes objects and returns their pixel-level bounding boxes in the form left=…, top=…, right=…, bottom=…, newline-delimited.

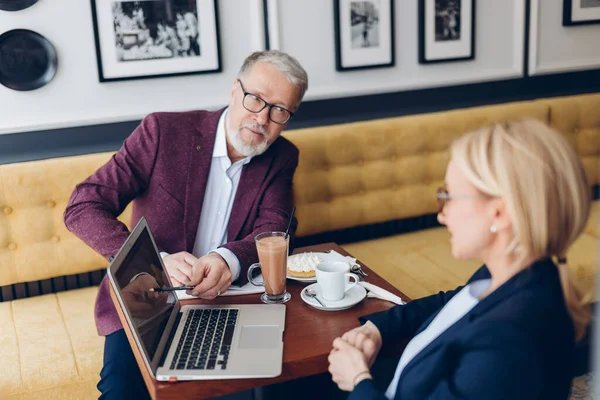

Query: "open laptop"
left=106, top=216, right=286, bottom=381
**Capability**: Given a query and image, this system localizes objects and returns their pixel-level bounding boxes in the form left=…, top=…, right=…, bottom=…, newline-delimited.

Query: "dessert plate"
left=287, top=252, right=353, bottom=283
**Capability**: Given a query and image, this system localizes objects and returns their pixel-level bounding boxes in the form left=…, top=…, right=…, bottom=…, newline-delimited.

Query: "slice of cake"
left=287, top=252, right=321, bottom=278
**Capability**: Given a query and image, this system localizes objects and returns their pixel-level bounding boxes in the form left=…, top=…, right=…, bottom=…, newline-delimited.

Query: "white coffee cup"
left=316, top=261, right=359, bottom=301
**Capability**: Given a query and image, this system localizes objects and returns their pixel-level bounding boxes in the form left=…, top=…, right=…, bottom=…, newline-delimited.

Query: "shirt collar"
left=213, top=109, right=253, bottom=165
left=212, top=110, right=228, bottom=158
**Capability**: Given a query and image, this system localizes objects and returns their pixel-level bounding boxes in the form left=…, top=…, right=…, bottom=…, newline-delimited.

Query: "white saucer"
left=301, top=283, right=367, bottom=311
left=287, top=252, right=353, bottom=283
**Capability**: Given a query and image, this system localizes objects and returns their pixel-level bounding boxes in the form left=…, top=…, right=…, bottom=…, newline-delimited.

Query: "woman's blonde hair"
left=451, top=118, right=592, bottom=341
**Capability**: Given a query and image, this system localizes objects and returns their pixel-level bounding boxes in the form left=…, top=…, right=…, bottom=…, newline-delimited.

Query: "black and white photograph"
left=435, top=0, right=461, bottom=41
left=334, top=0, right=394, bottom=71
left=91, top=0, right=221, bottom=82
left=419, top=0, right=474, bottom=63
left=563, top=0, right=600, bottom=25
left=112, top=1, right=200, bottom=62
left=350, top=1, right=380, bottom=49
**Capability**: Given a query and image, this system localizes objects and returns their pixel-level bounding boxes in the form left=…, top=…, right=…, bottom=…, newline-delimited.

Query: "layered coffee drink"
left=247, top=232, right=291, bottom=304
left=257, top=235, right=288, bottom=296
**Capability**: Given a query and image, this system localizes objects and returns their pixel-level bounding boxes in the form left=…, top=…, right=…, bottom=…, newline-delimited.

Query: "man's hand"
left=340, top=321, right=382, bottom=367
left=187, top=253, right=232, bottom=299
left=328, top=338, right=372, bottom=392
left=163, top=252, right=197, bottom=286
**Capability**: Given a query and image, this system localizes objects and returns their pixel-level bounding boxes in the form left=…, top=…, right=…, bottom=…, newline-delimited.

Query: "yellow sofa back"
left=283, top=100, right=552, bottom=237
left=0, top=153, right=132, bottom=286
left=0, top=93, right=598, bottom=287
left=541, top=94, right=600, bottom=186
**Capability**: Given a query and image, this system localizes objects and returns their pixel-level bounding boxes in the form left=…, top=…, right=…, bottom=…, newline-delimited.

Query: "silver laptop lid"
left=107, top=217, right=181, bottom=374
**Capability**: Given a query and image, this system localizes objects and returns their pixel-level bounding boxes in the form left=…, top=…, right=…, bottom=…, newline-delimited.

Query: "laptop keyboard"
left=170, top=308, right=238, bottom=370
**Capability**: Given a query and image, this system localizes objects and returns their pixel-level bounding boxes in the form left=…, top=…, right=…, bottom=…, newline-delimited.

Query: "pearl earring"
left=490, top=225, right=497, bottom=233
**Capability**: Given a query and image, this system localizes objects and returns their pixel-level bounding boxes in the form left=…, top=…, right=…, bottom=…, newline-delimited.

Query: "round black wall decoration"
left=0, top=0, right=39, bottom=11
left=0, top=29, right=57, bottom=91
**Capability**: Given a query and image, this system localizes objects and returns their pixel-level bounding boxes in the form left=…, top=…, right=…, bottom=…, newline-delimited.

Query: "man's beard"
left=226, top=117, right=270, bottom=157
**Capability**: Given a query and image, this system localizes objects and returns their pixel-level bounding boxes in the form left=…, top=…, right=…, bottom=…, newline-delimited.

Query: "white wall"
left=0, top=0, right=264, bottom=135
left=273, top=0, right=525, bottom=100
left=0, top=0, right=527, bottom=135
left=529, top=0, right=600, bottom=76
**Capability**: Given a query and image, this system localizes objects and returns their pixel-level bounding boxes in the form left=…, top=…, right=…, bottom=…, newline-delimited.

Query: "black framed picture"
left=334, top=0, right=395, bottom=71
left=563, top=0, right=600, bottom=26
left=90, top=0, right=222, bottom=82
left=418, top=0, right=475, bottom=64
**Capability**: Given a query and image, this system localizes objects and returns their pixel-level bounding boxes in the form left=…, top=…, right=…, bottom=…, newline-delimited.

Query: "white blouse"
left=385, top=279, right=492, bottom=399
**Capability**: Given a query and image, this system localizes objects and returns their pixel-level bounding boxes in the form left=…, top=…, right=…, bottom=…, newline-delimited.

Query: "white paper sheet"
left=175, top=273, right=265, bottom=300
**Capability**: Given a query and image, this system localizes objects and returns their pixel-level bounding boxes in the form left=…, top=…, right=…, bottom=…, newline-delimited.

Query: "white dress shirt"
left=161, top=110, right=251, bottom=282
left=385, top=279, right=492, bottom=399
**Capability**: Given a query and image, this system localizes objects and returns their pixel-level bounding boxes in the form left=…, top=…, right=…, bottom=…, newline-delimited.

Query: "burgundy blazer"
left=64, top=109, right=299, bottom=336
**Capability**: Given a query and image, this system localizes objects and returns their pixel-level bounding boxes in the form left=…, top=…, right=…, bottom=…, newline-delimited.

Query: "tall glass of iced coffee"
left=247, top=231, right=290, bottom=304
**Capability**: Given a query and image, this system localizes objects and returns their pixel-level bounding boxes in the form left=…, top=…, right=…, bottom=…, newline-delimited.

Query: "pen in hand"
left=149, top=286, right=195, bottom=292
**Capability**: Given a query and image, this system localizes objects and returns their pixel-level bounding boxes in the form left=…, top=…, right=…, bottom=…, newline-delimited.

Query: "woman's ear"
left=491, top=198, right=511, bottom=232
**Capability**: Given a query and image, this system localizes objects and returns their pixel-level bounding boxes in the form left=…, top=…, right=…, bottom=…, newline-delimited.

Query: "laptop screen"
left=113, top=226, right=176, bottom=360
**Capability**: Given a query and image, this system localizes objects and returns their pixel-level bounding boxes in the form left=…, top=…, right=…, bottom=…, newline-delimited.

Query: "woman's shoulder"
left=468, top=265, right=574, bottom=349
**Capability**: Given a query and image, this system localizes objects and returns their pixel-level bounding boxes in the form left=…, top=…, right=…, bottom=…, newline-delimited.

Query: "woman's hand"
left=340, top=321, right=382, bottom=367
left=328, top=338, right=373, bottom=391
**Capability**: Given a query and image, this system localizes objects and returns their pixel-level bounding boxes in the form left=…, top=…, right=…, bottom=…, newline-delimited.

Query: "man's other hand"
left=187, top=253, right=232, bottom=299
left=163, top=251, right=197, bottom=286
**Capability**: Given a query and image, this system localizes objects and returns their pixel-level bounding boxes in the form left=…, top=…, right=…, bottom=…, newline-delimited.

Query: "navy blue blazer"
left=350, top=258, right=575, bottom=400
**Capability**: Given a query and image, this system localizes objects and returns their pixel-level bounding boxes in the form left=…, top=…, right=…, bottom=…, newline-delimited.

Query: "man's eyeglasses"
left=436, top=187, right=486, bottom=214
left=237, top=79, right=294, bottom=125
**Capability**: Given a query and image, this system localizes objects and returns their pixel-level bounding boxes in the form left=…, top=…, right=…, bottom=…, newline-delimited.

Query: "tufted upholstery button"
left=47, top=200, right=56, bottom=208
left=51, top=235, right=60, bottom=243
left=196, top=145, right=202, bottom=151
left=3, top=206, right=12, bottom=215
left=8, top=243, right=16, bottom=250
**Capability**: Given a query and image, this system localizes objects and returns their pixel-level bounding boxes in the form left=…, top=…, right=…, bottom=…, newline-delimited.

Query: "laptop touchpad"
left=238, top=325, right=279, bottom=349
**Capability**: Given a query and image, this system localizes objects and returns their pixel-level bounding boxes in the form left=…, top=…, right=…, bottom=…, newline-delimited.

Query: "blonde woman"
left=328, top=119, right=592, bottom=400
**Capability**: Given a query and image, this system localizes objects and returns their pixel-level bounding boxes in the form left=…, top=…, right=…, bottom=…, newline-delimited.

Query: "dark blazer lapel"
left=227, top=153, right=273, bottom=241
left=183, top=109, right=223, bottom=252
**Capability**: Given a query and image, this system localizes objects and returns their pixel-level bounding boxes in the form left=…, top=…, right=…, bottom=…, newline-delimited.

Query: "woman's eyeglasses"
left=436, top=187, right=486, bottom=214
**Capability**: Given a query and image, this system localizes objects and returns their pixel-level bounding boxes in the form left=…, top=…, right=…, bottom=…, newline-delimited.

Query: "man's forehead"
left=242, top=71, right=299, bottom=108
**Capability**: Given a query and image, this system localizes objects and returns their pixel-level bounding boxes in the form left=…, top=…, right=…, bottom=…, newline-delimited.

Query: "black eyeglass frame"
left=236, top=79, right=294, bottom=125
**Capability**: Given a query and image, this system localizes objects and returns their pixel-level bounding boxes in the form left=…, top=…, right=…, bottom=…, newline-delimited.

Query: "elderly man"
left=64, top=50, right=308, bottom=399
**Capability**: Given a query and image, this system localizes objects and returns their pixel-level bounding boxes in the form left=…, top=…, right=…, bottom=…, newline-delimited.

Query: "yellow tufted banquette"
left=284, top=93, right=600, bottom=300
left=0, top=93, right=598, bottom=399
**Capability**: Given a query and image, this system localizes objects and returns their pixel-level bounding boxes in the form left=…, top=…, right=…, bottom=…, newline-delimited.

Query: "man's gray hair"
left=238, top=50, right=309, bottom=104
